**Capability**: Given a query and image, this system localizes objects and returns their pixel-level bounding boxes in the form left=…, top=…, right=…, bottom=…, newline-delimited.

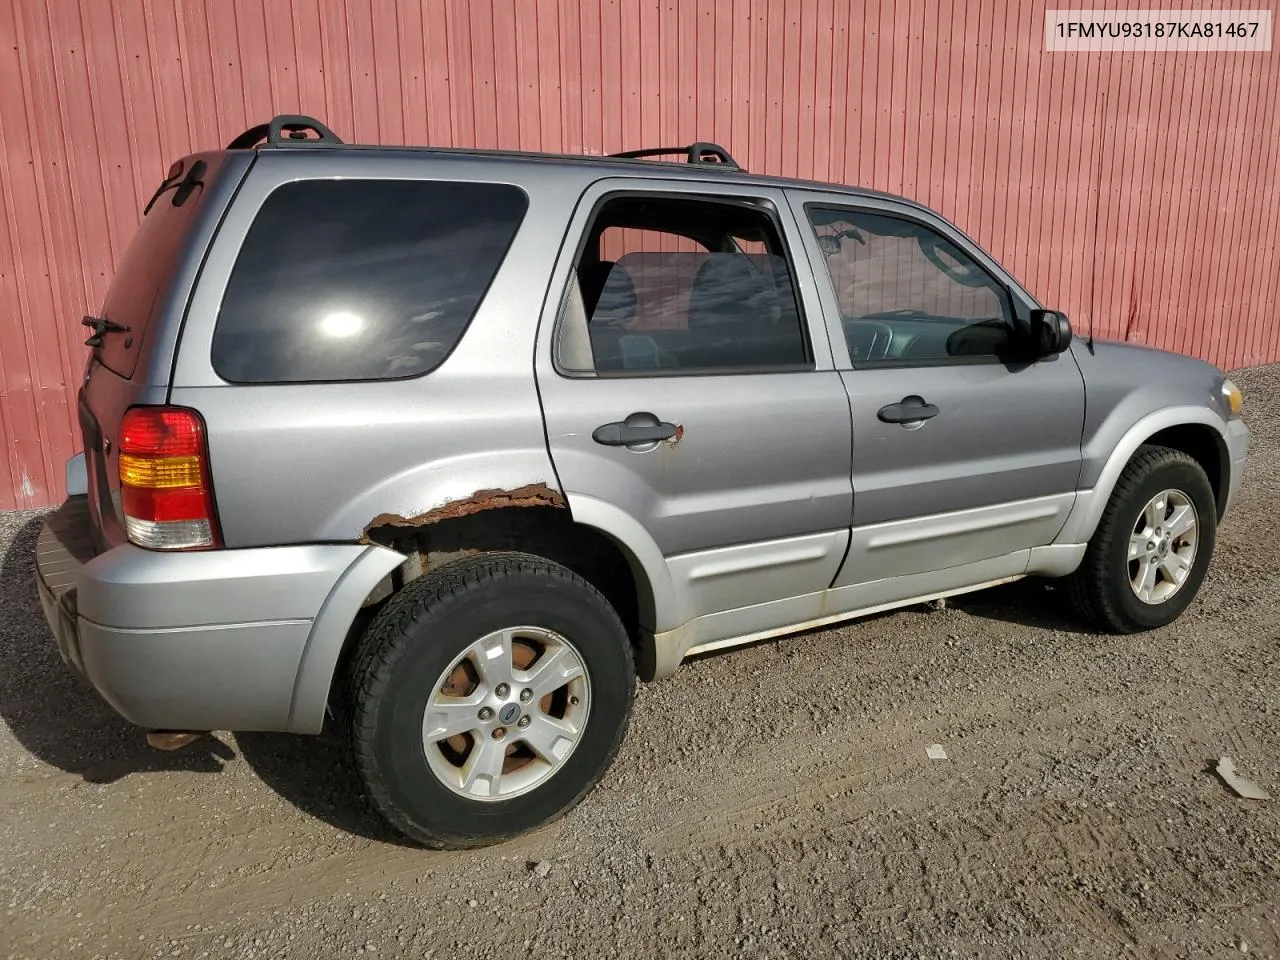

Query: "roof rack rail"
left=609, top=142, right=742, bottom=170
left=226, top=114, right=343, bottom=150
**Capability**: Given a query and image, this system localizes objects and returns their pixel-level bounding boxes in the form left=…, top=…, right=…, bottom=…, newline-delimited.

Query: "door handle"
left=877, top=395, right=939, bottom=424
left=593, top=412, right=678, bottom=446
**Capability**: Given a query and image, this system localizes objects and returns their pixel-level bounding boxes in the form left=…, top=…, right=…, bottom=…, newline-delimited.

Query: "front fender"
left=1057, top=405, right=1229, bottom=544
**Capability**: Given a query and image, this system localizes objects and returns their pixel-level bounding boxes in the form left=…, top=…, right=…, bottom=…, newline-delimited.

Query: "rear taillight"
left=118, top=406, right=221, bottom=550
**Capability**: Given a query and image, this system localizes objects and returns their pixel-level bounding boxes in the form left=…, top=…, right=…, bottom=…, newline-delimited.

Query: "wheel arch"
left=288, top=543, right=407, bottom=734
left=335, top=499, right=672, bottom=706
left=1144, top=423, right=1228, bottom=519
left=1058, top=406, right=1230, bottom=546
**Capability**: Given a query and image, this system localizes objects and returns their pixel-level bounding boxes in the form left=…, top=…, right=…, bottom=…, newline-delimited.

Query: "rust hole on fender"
left=361, top=483, right=566, bottom=542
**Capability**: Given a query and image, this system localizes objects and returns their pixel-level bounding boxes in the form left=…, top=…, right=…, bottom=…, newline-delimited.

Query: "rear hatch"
left=79, top=150, right=253, bottom=550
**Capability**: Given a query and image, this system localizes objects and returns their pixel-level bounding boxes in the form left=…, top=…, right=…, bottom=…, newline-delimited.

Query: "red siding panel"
left=2, top=0, right=1279, bottom=508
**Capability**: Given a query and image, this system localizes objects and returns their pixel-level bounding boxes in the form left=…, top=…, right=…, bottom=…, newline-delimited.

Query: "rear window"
left=97, top=158, right=218, bottom=378
left=212, top=179, right=528, bottom=383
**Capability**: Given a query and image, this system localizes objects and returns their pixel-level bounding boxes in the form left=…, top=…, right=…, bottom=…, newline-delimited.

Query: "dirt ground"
left=2, top=366, right=1277, bottom=960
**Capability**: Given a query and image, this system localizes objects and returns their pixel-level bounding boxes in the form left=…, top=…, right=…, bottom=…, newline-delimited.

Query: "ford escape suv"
left=35, top=115, right=1249, bottom=848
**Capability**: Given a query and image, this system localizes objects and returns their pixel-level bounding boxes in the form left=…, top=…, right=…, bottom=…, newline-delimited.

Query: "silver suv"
left=35, top=116, right=1249, bottom=847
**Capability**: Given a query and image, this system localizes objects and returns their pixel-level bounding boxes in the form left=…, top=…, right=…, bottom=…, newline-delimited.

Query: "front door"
left=535, top=181, right=853, bottom=639
left=789, top=191, right=1087, bottom=589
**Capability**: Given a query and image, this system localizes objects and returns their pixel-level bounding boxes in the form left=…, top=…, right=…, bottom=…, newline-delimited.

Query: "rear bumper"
left=36, top=500, right=95, bottom=678
left=34, top=497, right=403, bottom=734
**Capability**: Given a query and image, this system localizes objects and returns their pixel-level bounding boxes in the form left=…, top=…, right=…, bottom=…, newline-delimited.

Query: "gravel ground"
left=2, top=366, right=1278, bottom=960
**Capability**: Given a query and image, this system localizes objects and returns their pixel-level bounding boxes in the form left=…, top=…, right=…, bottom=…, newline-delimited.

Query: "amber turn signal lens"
left=1221, top=380, right=1243, bottom=419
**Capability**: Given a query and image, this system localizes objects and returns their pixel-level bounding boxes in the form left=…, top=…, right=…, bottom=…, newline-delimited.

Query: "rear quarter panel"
left=167, top=152, right=591, bottom=547
left=78, top=151, right=254, bottom=548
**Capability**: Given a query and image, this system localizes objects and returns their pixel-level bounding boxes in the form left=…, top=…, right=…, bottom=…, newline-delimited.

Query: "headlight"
left=1221, top=379, right=1243, bottom=420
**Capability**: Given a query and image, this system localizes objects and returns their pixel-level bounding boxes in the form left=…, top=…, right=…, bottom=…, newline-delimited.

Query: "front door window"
left=805, top=206, right=1015, bottom=365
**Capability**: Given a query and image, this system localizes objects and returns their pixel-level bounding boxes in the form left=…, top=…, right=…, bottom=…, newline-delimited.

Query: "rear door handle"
left=877, top=395, right=939, bottom=424
left=593, top=412, right=678, bottom=446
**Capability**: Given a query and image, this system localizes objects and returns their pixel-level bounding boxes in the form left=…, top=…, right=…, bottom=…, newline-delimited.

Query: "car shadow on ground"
left=235, top=731, right=416, bottom=846
left=946, top=577, right=1085, bottom=631
left=0, top=512, right=411, bottom=844
left=0, top=514, right=239, bottom=781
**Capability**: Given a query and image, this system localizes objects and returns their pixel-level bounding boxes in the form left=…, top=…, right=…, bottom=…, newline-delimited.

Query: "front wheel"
left=1066, top=445, right=1217, bottom=632
left=347, top=552, right=635, bottom=848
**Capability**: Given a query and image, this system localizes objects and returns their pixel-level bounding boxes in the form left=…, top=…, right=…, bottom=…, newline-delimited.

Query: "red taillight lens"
left=120, top=407, right=204, bottom=457
left=118, top=407, right=220, bottom=550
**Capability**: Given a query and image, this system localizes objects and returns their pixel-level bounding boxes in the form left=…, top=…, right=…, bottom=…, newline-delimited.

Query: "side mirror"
left=1029, top=309, right=1072, bottom=357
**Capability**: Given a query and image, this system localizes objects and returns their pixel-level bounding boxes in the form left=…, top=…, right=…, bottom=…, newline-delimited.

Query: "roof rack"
left=226, top=114, right=343, bottom=150
left=224, top=116, right=744, bottom=173
left=609, top=142, right=742, bottom=171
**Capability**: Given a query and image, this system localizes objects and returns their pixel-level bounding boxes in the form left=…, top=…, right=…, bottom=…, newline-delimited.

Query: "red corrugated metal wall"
left=2, top=0, right=1278, bottom=509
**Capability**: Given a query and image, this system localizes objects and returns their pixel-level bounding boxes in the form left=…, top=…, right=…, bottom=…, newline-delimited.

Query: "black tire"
left=347, top=552, right=635, bottom=848
left=1066, top=444, right=1217, bottom=632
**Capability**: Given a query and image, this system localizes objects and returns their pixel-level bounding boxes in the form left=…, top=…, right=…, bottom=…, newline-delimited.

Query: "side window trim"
left=547, top=183, right=831, bottom=380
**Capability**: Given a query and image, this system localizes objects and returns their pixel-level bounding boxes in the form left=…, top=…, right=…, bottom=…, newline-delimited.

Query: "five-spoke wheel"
left=1127, top=489, right=1199, bottom=605
left=422, top=626, right=591, bottom=801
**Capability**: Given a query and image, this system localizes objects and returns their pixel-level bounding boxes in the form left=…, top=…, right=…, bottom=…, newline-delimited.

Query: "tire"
left=347, top=552, right=635, bottom=848
left=1066, top=444, right=1217, bottom=633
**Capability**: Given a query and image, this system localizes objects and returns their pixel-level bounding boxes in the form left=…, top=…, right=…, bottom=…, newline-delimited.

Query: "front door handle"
left=877, top=395, right=939, bottom=424
left=593, top=412, right=678, bottom=446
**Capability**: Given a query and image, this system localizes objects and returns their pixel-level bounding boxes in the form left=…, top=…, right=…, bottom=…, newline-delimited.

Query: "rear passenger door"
left=536, top=180, right=853, bottom=639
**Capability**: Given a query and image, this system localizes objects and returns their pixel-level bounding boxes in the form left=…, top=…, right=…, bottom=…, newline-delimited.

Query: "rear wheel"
left=348, top=552, right=635, bottom=848
left=1067, top=445, right=1217, bottom=632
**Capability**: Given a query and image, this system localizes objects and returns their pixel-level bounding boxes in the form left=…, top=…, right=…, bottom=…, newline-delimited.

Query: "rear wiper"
left=82, top=315, right=130, bottom=348
left=141, top=159, right=206, bottom=214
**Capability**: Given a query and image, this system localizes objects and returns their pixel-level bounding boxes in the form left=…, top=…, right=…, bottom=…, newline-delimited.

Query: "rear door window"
left=212, top=179, right=528, bottom=383
left=558, top=194, right=810, bottom=374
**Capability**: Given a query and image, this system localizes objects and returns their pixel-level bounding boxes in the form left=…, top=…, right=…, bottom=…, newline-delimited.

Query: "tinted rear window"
left=212, top=179, right=528, bottom=383
left=97, top=158, right=218, bottom=378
